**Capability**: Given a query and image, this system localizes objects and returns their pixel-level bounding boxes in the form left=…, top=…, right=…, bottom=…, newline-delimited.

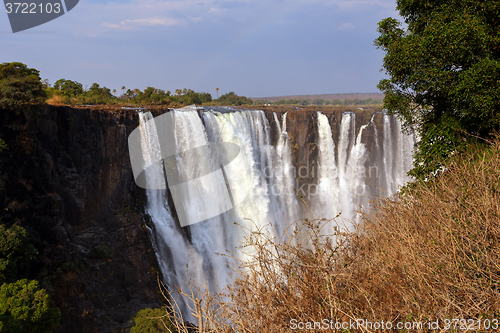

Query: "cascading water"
left=315, top=112, right=342, bottom=233
left=137, top=107, right=415, bottom=320
left=273, top=112, right=300, bottom=233
left=138, top=112, right=204, bottom=320
left=383, top=114, right=416, bottom=195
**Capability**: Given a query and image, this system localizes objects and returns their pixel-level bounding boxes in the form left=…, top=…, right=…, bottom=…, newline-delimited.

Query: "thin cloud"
left=208, top=7, right=225, bottom=14
left=101, top=16, right=181, bottom=30
left=326, top=0, right=395, bottom=10
left=339, top=22, right=355, bottom=30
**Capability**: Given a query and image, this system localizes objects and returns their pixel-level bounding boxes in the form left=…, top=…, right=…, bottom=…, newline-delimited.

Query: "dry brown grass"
left=45, top=94, right=65, bottom=105
left=165, top=139, right=500, bottom=332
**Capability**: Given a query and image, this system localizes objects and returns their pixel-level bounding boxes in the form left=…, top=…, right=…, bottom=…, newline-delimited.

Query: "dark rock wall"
left=0, top=105, right=162, bottom=333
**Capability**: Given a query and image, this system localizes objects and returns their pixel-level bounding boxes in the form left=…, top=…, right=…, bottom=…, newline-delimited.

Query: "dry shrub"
left=46, top=94, right=65, bottom=105
left=166, top=139, right=500, bottom=332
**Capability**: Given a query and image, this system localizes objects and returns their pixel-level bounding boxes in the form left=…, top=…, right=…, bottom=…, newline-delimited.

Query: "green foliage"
left=0, top=62, right=46, bottom=114
left=131, top=308, right=175, bottom=333
left=375, top=0, right=500, bottom=178
left=53, top=79, right=84, bottom=97
left=184, top=91, right=212, bottom=105
left=0, top=279, right=60, bottom=333
left=84, top=83, right=114, bottom=104
left=0, top=139, right=7, bottom=152
left=48, top=81, right=212, bottom=107
left=123, top=87, right=212, bottom=106
left=133, top=87, right=168, bottom=105
left=216, top=92, right=252, bottom=106
left=0, top=224, right=38, bottom=284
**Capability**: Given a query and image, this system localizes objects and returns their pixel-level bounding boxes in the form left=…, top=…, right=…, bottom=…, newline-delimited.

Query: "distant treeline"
left=252, top=98, right=382, bottom=106
left=45, top=79, right=252, bottom=107
left=45, top=78, right=381, bottom=108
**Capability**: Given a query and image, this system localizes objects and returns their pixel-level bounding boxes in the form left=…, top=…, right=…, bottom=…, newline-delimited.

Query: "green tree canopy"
left=87, top=83, right=113, bottom=98
left=0, top=62, right=46, bottom=114
left=0, top=224, right=37, bottom=284
left=130, top=308, right=174, bottom=333
left=0, top=279, right=60, bottom=333
left=53, top=79, right=84, bottom=97
left=375, top=0, right=500, bottom=178
left=217, top=92, right=252, bottom=106
left=83, top=83, right=114, bottom=104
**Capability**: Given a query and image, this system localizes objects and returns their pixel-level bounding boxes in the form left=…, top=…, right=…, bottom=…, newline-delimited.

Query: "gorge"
left=0, top=105, right=415, bottom=332
left=134, top=106, right=416, bottom=322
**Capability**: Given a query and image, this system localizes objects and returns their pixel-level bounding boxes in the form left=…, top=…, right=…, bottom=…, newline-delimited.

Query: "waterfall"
left=138, top=113, right=204, bottom=321
left=383, top=114, right=416, bottom=195
left=273, top=112, right=300, bottom=234
left=315, top=112, right=341, bottom=231
left=383, top=114, right=395, bottom=195
left=135, top=108, right=415, bottom=320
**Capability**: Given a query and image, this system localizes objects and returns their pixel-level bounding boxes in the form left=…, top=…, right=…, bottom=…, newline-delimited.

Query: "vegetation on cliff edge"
left=375, top=0, right=500, bottom=179
left=0, top=62, right=46, bottom=115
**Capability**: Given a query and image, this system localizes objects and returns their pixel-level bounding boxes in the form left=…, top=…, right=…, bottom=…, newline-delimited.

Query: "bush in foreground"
left=131, top=308, right=175, bottom=333
left=0, top=224, right=38, bottom=284
left=164, top=139, right=500, bottom=332
left=0, top=279, right=60, bottom=333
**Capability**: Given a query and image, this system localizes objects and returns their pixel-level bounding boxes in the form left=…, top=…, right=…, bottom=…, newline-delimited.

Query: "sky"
left=0, top=0, right=402, bottom=98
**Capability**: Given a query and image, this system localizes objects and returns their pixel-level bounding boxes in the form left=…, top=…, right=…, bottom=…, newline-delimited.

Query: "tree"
left=0, top=62, right=46, bottom=114
left=121, top=86, right=126, bottom=96
left=0, top=224, right=37, bottom=284
left=0, top=279, right=60, bottom=333
left=87, top=83, right=112, bottom=98
left=53, top=79, right=84, bottom=97
left=84, top=83, right=114, bottom=104
left=217, top=92, right=253, bottom=106
left=130, top=308, right=174, bottom=333
left=112, top=89, right=117, bottom=97
left=215, top=87, right=219, bottom=99
left=125, top=89, right=135, bottom=99
left=375, top=0, right=500, bottom=178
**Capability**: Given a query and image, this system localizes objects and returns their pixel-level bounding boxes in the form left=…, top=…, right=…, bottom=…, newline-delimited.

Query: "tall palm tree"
left=112, top=89, right=117, bottom=97
left=216, top=87, right=219, bottom=99
left=121, top=86, right=126, bottom=96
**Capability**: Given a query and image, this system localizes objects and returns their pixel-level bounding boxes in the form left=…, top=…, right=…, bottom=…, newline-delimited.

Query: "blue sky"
left=0, top=0, right=401, bottom=97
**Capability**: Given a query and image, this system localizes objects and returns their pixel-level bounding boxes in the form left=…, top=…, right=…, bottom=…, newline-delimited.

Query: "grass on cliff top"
left=163, top=138, right=500, bottom=332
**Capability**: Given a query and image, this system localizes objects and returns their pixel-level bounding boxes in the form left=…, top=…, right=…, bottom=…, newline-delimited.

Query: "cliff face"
left=0, top=105, right=162, bottom=332
left=0, top=105, right=382, bottom=332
